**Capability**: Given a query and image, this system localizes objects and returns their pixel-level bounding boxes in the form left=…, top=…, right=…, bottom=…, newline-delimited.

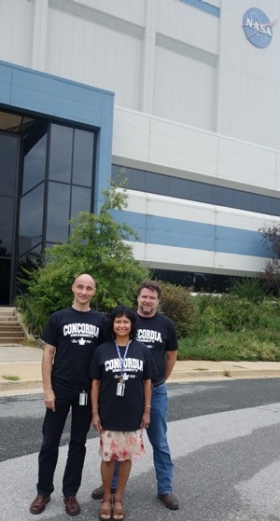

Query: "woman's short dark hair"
left=106, top=305, right=138, bottom=340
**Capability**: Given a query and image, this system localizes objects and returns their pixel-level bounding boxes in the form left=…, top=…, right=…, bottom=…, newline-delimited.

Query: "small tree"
left=16, top=179, right=149, bottom=335
left=259, top=225, right=280, bottom=294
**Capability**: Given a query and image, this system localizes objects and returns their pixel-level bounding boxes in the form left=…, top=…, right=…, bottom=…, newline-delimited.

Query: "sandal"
left=112, top=498, right=125, bottom=521
left=99, top=498, right=112, bottom=520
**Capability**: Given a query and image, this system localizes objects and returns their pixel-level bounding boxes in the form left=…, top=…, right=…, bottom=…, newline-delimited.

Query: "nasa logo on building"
left=242, top=7, right=276, bottom=48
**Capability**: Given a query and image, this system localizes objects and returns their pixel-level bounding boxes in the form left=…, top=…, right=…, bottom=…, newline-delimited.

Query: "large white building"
left=0, top=0, right=280, bottom=303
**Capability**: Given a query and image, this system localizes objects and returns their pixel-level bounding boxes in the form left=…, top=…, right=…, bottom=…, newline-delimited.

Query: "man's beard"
left=139, top=305, right=153, bottom=315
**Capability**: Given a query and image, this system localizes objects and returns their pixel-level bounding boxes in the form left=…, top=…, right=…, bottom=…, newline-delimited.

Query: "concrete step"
left=0, top=307, right=26, bottom=344
left=0, top=324, right=24, bottom=330
left=0, top=338, right=25, bottom=344
left=0, top=331, right=25, bottom=338
left=0, top=307, right=16, bottom=316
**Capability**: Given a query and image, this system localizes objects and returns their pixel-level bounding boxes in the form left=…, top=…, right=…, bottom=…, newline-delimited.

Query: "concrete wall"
left=1, top=0, right=280, bottom=277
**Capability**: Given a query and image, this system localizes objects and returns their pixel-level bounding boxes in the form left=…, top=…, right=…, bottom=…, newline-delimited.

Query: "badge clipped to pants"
left=79, top=390, right=88, bottom=406
left=116, top=378, right=125, bottom=396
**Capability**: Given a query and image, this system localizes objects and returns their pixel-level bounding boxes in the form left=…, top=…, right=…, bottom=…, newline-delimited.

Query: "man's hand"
left=165, top=350, right=177, bottom=381
left=42, top=343, right=56, bottom=411
left=44, top=389, right=56, bottom=411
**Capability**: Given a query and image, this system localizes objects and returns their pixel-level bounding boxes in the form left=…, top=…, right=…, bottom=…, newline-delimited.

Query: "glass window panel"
left=111, top=165, right=125, bottom=180
left=0, top=258, right=11, bottom=304
left=191, top=181, right=213, bottom=203
left=71, top=186, right=92, bottom=219
left=72, top=129, right=94, bottom=186
left=233, top=190, right=252, bottom=211
left=269, top=198, right=280, bottom=216
left=22, top=134, right=47, bottom=194
left=0, top=133, right=18, bottom=196
left=46, top=182, right=70, bottom=242
left=212, top=186, right=233, bottom=207
left=125, top=167, right=146, bottom=191
left=252, top=194, right=271, bottom=214
left=18, top=246, right=42, bottom=277
left=49, top=124, right=73, bottom=182
left=112, top=164, right=122, bottom=180
left=146, top=173, right=169, bottom=195
left=170, top=177, right=192, bottom=199
left=19, top=184, right=44, bottom=256
left=112, top=165, right=145, bottom=190
left=18, top=245, right=42, bottom=263
left=0, top=195, right=14, bottom=255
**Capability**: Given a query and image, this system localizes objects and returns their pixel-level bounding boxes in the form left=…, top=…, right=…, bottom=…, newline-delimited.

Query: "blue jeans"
left=112, top=383, right=174, bottom=494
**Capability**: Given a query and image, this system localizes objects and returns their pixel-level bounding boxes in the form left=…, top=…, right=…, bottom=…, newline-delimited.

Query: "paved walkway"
left=1, top=344, right=280, bottom=396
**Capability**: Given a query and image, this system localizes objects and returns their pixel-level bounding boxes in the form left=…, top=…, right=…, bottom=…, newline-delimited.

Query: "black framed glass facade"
left=112, top=165, right=280, bottom=217
left=152, top=268, right=240, bottom=294
left=0, top=133, right=19, bottom=304
left=72, top=129, right=95, bottom=186
left=45, top=124, right=94, bottom=243
left=49, top=125, right=72, bottom=183
left=0, top=111, right=96, bottom=305
left=22, top=133, right=47, bottom=195
left=46, top=182, right=71, bottom=243
left=19, top=183, right=45, bottom=257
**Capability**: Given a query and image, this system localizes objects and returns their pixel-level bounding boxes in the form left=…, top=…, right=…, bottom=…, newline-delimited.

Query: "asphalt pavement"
left=2, top=380, right=280, bottom=520
left=1, top=344, right=280, bottom=396
left=2, top=342, right=280, bottom=521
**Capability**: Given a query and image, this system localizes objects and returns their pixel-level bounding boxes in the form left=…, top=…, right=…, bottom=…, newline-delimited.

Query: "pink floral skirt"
left=99, top=429, right=145, bottom=461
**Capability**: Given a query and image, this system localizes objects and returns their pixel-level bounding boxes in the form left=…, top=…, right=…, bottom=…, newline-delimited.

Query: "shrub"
left=231, top=277, right=268, bottom=302
left=191, top=294, right=280, bottom=335
left=178, top=330, right=280, bottom=361
left=178, top=294, right=280, bottom=361
left=158, top=281, right=195, bottom=338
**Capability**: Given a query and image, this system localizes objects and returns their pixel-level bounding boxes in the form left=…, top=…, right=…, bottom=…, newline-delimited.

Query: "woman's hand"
left=140, top=410, right=150, bottom=429
left=92, top=412, right=102, bottom=431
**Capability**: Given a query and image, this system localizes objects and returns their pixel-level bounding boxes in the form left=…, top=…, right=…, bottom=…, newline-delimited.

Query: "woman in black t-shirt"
left=90, top=305, right=151, bottom=521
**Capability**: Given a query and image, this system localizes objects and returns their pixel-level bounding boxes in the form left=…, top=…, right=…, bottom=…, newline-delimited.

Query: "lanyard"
left=114, top=340, right=131, bottom=375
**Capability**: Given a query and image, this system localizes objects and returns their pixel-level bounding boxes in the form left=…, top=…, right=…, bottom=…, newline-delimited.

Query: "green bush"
left=177, top=294, right=280, bottom=361
left=192, top=294, right=280, bottom=335
left=231, top=277, right=269, bottom=302
left=158, top=281, right=195, bottom=338
left=178, top=330, right=280, bottom=361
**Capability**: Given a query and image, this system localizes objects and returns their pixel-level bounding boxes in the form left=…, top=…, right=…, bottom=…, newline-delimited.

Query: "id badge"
left=79, top=390, right=88, bottom=406
left=116, top=382, right=125, bottom=396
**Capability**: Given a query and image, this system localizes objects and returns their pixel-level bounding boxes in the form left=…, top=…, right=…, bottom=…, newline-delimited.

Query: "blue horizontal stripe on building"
left=112, top=211, right=269, bottom=258
left=179, top=0, right=220, bottom=18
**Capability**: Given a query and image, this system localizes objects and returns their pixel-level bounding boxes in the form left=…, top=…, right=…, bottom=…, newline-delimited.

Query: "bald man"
left=30, top=274, right=107, bottom=517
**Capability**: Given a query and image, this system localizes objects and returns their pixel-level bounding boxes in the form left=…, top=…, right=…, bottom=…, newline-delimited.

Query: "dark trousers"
left=37, top=389, right=92, bottom=497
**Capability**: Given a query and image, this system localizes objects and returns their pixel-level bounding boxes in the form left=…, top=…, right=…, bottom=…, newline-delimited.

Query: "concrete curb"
left=1, top=346, right=280, bottom=396
left=1, top=369, right=280, bottom=397
left=170, top=369, right=280, bottom=381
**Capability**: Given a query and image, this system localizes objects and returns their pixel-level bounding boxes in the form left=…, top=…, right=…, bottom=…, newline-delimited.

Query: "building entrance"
left=0, top=110, right=96, bottom=305
left=0, top=131, right=19, bottom=304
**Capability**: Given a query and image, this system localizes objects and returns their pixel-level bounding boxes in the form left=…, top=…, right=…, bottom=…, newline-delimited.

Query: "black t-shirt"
left=136, top=312, right=178, bottom=384
left=42, top=306, right=107, bottom=390
left=89, top=340, right=151, bottom=431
